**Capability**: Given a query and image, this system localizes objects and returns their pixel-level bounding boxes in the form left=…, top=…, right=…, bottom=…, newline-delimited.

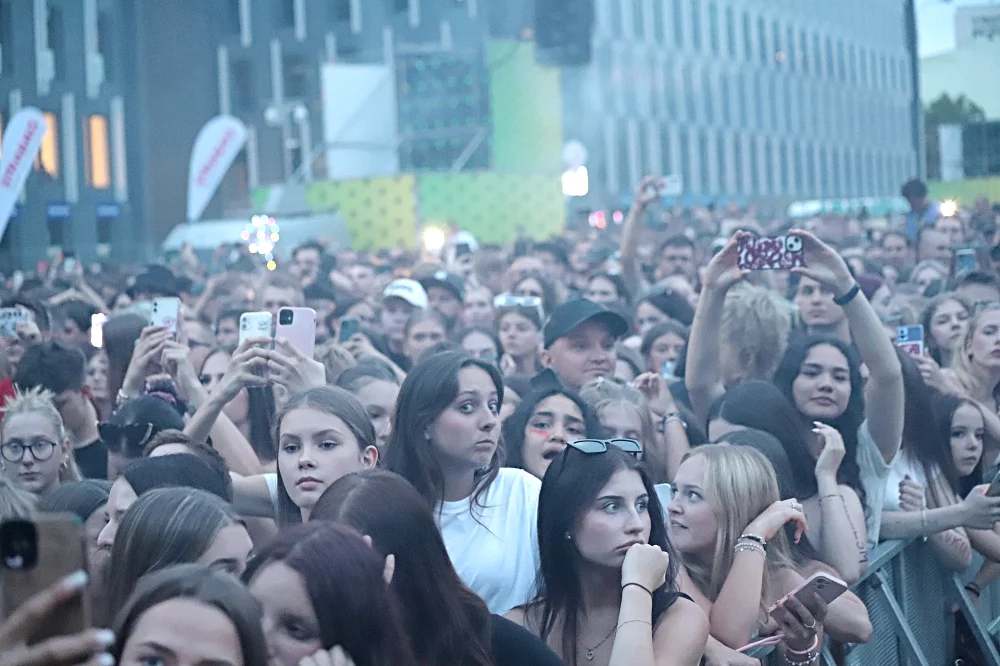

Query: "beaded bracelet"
left=734, top=542, right=765, bottom=557
left=739, top=533, right=767, bottom=548
left=784, top=635, right=820, bottom=665
left=784, top=652, right=819, bottom=666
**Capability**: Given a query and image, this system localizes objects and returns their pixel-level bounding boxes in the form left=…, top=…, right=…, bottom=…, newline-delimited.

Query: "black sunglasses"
left=567, top=439, right=643, bottom=456
left=98, top=422, right=155, bottom=454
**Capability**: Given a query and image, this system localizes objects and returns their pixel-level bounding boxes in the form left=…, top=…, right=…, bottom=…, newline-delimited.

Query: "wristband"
left=739, top=533, right=767, bottom=548
left=832, top=283, right=861, bottom=306
left=621, top=582, right=653, bottom=597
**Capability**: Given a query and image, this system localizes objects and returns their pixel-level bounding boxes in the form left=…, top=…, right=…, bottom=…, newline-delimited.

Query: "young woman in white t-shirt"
left=385, top=351, right=540, bottom=614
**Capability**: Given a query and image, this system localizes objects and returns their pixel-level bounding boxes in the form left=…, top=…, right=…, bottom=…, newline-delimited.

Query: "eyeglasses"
left=98, top=422, right=155, bottom=454
left=493, top=294, right=544, bottom=320
left=1, top=439, right=58, bottom=463
left=567, top=439, right=643, bottom=456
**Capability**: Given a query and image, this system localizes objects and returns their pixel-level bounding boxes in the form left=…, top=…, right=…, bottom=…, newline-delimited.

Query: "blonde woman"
left=945, top=304, right=1000, bottom=467
left=670, top=445, right=832, bottom=665
left=1, top=387, right=80, bottom=496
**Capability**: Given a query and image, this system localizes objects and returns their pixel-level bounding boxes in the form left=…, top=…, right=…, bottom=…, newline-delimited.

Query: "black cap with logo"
left=543, top=298, right=630, bottom=349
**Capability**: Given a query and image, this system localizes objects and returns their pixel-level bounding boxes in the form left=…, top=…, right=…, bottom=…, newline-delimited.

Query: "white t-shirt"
left=882, top=448, right=929, bottom=513
left=857, top=420, right=893, bottom=552
left=438, top=468, right=541, bottom=614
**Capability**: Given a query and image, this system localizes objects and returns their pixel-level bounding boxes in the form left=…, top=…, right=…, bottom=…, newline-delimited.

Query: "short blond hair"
left=1, top=386, right=80, bottom=483
left=719, top=284, right=793, bottom=383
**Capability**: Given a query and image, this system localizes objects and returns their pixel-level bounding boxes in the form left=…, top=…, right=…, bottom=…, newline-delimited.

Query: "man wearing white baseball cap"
left=381, top=279, right=428, bottom=370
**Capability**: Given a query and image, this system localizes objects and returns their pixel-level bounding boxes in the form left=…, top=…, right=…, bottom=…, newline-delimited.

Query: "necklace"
left=584, top=624, right=617, bottom=661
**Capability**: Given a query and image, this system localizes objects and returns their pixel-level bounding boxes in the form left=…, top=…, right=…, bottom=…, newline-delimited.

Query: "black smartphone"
left=339, top=318, right=361, bottom=343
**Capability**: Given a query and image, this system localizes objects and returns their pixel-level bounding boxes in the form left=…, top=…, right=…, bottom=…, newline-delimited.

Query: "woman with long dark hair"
left=502, top=386, right=603, bottom=479
left=707, top=380, right=867, bottom=583
left=311, top=469, right=563, bottom=666
left=243, top=522, right=416, bottom=666
left=385, top=351, right=540, bottom=614
left=507, top=443, right=708, bottom=665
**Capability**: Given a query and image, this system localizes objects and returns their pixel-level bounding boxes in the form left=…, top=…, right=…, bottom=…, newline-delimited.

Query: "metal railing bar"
left=872, top=568, right=931, bottom=666
left=951, top=573, right=1000, bottom=666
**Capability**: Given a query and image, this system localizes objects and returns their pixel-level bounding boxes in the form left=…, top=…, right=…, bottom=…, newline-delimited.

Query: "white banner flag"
left=186, top=115, right=247, bottom=223
left=0, top=108, right=47, bottom=241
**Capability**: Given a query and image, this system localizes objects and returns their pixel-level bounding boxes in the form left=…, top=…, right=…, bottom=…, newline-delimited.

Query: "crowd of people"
left=0, top=175, right=999, bottom=666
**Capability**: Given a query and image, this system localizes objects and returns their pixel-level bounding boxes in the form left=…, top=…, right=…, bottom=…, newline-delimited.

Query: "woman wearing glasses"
left=0, top=387, right=80, bottom=496
left=495, top=298, right=544, bottom=377
left=506, top=438, right=708, bottom=666
left=385, top=351, right=540, bottom=615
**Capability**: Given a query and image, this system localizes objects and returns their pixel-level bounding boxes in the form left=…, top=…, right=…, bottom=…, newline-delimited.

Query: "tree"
left=925, top=93, right=987, bottom=179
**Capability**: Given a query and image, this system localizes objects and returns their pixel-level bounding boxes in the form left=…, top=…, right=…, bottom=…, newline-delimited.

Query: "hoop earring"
left=565, top=533, right=572, bottom=541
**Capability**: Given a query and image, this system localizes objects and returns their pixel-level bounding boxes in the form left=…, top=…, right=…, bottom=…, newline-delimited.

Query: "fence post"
left=871, top=569, right=931, bottom=666
left=951, top=574, right=1000, bottom=666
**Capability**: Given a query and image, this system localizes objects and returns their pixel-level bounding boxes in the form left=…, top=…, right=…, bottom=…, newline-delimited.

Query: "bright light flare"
left=423, top=226, right=446, bottom=253
left=266, top=260, right=277, bottom=271
left=941, top=200, right=958, bottom=217
left=562, top=166, right=589, bottom=197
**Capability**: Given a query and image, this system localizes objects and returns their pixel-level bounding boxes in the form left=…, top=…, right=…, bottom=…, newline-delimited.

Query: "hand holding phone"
left=339, top=318, right=361, bottom=344
left=896, top=325, right=924, bottom=357
left=767, top=572, right=848, bottom=617
left=0, top=308, right=29, bottom=338
left=239, top=312, right=273, bottom=347
left=276, top=308, right=317, bottom=360
left=150, top=298, right=181, bottom=338
left=0, top=516, right=91, bottom=643
left=737, top=235, right=805, bottom=270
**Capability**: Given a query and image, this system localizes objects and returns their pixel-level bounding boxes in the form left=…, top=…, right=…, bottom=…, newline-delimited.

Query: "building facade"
left=0, top=0, right=222, bottom=270
left=565, top=0, right=922, bottom=207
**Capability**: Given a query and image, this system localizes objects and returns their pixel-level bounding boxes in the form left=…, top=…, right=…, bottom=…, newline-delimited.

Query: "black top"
left=490, top=615, right=563, bottom=666
left=73, top=439, right=108, bottom=480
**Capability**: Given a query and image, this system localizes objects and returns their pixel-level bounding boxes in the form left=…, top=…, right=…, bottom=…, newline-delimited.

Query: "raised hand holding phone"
left=736, top=235, right=805, bottom=271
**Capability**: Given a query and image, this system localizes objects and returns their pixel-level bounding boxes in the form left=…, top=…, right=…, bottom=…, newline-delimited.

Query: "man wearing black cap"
left=419, top=270, right=465, bottom=331
left=539, top=299, right=630, bottom=391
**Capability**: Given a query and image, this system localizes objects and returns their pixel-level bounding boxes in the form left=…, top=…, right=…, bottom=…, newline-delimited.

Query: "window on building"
left=786, top=25, right=795, bottom=72
left=858, top=46, right=868, bottom=86
left=708, top=2, right=719, bottom=54
left=768, top=76, right=778, bottom=131
left=733, top=135, right=743, bottom=194
left=393, top=0, right=408, bottom=12
left=278, top=0, right=296, bottom=26
left=806, top=144, right=817, bottom=194
left=231, top=59, right=254, bottom=112
left=813, top=32, right=821, bottom=76
left=222, top=0, right=242, bottom=34
left=720, top=73, right=731, bottom=125
left=716, top=133, right=727, bottom=192
left=47, top=6, right=66, bottom=81
left=836, top=41, right=845, bottom=82
left=772, top=20, right=781, bottom=59
left=660, top=125, right=672, bottom=174
left=737, top=76, right=748, bottom=127
left=607, top=0, right=622, bottom=35
left=757, top=17, right=767, bottom=65
left=679, top=128, right=691, bottom=190
left=0, top=0, right=13, bottom=76
left=673, top=0, right=684, bottom=46
left=783, top=78, right=793, bottom=132
left=683, top=67, right=696, bottom=120
left=703, top=70, right=714, bottom=124
left=83, top=115, right=110, bottom=189
left=97, top=12, right=114, bottom=83
left=763, top=138, right=773, bottom=194
left=283, top=54, right=308, bottom=98
left=742, top=12, right=752, bottom=61
left=632, top=0, right=644, bottom=38
left=890, top=58, right=899, bottom=91
left=824, top=36, right=833, bottom=79
left=818, top=146, right=829, bottom=196
left=617, top=122, right=630, bottom=195
left=37, top=112, right=59, bottom=178
left=753, top=72, right=764, bottom=129
left=748, top=137, right=759, bottom=194
left=848, top=44, right=857, bottom=85
left=779, top=141, right=789, bottom=194
left=699, top=132, right=710, bottom=193
left=879, top=53, right=888, bottom=90
left=800, top=29, right=808, bottom=74
left=652, top=0, right=665, bottom=44
left=832, top=148, right=842, bottom=194
left=792, top=142, right=802, bottom=194
left=664, top=65, right=677, bottom=118
left=725, top=6, right=736, bottom=57
left=690, top=0, right=701, bottom=50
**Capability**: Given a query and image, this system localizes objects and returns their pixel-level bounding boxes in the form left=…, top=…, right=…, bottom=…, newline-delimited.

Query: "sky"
left=918, top=0, right=1000, bottom=56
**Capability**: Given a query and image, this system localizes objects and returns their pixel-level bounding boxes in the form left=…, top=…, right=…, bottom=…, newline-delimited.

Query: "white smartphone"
left=239, top=312, right=273, bottom=347
left=767, top=572, right=848, bottom=617
left=150, top=298, right=181, bottom=337
left=90, top=313, right=108, bottom=348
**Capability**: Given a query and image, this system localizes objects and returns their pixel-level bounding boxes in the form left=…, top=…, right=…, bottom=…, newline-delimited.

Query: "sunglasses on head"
left=567, top=439, right=643, bottom=456
left=98, top=422, right=155, bottom=454
left=493, top=293, right=544, bottom=320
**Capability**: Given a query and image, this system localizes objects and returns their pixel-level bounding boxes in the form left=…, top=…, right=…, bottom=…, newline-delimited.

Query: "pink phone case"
left=737, top=235, right=805, bottom=271
left=767, top=572, right=848, bottom=616
left=276, top=307, right=317, bottom=359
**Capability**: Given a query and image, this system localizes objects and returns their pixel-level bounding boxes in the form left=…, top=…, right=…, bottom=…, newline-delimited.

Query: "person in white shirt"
left=385, top=351, right=540, bottom=614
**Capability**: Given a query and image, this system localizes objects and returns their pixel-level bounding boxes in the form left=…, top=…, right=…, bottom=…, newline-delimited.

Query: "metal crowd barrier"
left=746, top=538, right=1000, bottom=665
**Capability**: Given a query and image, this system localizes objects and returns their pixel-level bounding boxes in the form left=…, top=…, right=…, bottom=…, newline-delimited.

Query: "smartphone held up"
left=737, top=235, right=805, bottom=271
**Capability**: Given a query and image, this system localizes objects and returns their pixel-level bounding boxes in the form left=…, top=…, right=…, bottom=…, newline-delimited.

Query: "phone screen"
left=339, top=318, right=361, bottom=343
